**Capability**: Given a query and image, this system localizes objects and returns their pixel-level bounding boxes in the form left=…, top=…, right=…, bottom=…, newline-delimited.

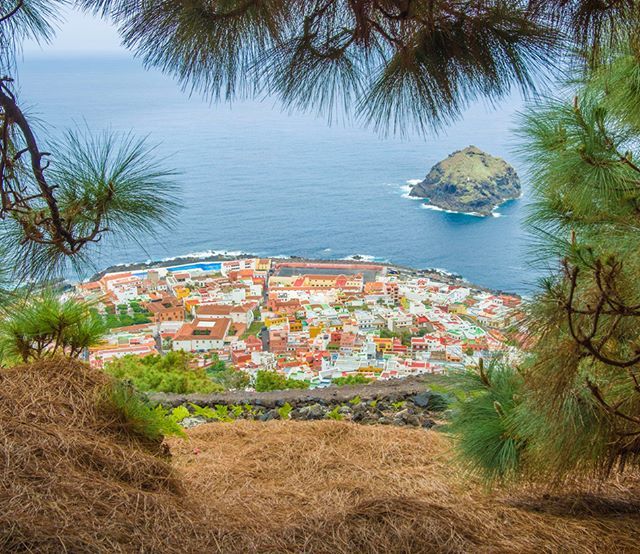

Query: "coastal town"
left=73, top=258, right=525, bottom=388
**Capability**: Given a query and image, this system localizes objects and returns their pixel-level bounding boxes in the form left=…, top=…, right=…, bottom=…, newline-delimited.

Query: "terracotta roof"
left=174, top=318, right=231, bottom=341
left=101, top=272, right=133, bottom=282
left=197, top=303, right=253, bottom=316
left=196, top=304, right=233, bottom=316
left=146, top=297, right=183, bottom=314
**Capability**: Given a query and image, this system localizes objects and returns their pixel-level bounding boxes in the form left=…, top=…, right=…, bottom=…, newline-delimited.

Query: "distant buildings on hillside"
left=74, top=258, right=524, bottom=387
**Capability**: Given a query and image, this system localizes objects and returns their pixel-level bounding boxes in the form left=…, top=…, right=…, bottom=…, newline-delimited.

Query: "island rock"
left=410, top=146, right=521, bottom=216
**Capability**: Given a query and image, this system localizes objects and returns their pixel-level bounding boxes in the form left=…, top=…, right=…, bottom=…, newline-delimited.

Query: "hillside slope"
left=2, top=359, right=639, bottom=553
left=173, top=421, right=640, bottom=554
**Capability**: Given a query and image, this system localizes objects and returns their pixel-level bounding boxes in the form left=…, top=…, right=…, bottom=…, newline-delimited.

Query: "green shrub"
left=188, top=403, right=215, bottom=419
left=105, top=351, right=223, bottom=394
left=212, top=404, right=232, bottom=422
left=207, top=363, right=250, bottom=390
left=189, top=402, right=233, bottom=422
left=254, top=370, right=310, bottom=392
left=169, top=405, right=190, bottom=424
left=326, top=406, right=344, bottom=421
left=100, top=309, right=152, bottom=330
left=277, top=402, right=293, bottom=420
left=107, top=382, right=185, bottom=441
left=332, top=375, right=372, bottom=386
left=349, top=395, right=361, bottom=405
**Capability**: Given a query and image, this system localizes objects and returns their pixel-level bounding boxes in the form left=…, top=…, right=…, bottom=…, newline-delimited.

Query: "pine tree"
left=0, top=290, right=105, bottom=363
left=0, top=1, right=177, bottom=283
left=450, top=36, right=640, bottom=481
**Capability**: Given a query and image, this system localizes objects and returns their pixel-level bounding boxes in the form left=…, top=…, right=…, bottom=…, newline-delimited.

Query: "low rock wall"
left=147, top=377, right=449, bottom=429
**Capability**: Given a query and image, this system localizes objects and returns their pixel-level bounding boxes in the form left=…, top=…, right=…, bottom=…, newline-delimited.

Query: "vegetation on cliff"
left=410, top=146, right=521, bottom=216
left=254, top=369, right=311, bottom=392
left=105, top=351, right=225, bottom=394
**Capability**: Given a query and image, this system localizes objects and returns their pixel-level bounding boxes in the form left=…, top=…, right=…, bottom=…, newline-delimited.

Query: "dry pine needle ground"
left=173, top=421, right=640, bottom=554
left=1, top=359, right=639, bottom=553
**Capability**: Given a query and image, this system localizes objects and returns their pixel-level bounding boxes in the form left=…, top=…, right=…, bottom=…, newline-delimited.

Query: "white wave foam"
left=425, top=267, right=462, bottom=278
left=323, top=248, right=332, bottom=252
left=399, top=179, right=424, bottom=200
left=159, top=249, right=253, bottom=262
left=341, top=254, right=377, bottom=262
left=420, top=204, right=485, bottom=217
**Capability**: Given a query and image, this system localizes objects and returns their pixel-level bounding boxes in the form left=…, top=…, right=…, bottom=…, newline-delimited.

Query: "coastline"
left=90, top=251, right=523, bottom=298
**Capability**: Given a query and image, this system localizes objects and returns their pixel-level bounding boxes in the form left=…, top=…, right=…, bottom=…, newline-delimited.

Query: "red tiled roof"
left=174, top=318, right=231, bottom=341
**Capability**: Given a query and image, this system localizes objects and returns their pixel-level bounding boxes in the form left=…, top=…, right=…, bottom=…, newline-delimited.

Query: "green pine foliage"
left=1, top=5, right=178, bottom=284
left=447, top=363, right=529, bottom=483
left=105, top=351, right=224, bottom=394
left=0, top=291, right=105, bottom=365
left=450, top=40, right=640, bottom=482
left=78, top=0, right=640, bottom=134
left=447, top=360, right=613, bottom=483
left=518, top=43, right=640, bottom=476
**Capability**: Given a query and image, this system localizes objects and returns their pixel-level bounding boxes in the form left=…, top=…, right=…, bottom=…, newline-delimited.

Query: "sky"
left=23, top=6, right=124, bottom=55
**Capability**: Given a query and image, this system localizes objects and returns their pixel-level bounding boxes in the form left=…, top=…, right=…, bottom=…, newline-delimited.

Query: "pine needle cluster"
left=79, top=0, right=640, bottom=132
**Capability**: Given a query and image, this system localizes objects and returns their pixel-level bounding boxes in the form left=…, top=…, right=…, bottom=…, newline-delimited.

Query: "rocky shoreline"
left=147, top=376, right=449, bottom=429
left=91, top=253, right=521, bottom=298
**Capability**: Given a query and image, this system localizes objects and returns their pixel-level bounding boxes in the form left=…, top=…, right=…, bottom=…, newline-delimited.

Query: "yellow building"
left=373, top=337, right=393, bottom=353
left=174, top=286, right=191, bottom=300
left=449, top=303, right=468, bottom=315
left=289, top=318, right=303, bottom=332
left=265, top=316, right=287, bottom=328
left=256, top=258, right=271, bottom=273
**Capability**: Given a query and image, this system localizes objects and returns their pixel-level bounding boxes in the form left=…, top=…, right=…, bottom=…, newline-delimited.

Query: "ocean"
left=16, top=54, right=536, bottom=294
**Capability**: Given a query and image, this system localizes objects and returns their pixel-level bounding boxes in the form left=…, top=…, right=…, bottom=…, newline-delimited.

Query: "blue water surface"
left=16, top=54, right=537, bottom=294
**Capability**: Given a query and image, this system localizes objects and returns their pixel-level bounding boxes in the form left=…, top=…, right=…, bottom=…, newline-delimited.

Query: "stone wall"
left=147, top=377, right=449, bottom=429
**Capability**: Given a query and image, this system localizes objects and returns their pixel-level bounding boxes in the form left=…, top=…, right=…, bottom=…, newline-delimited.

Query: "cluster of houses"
left=74, top=258, right=524, bottom=388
